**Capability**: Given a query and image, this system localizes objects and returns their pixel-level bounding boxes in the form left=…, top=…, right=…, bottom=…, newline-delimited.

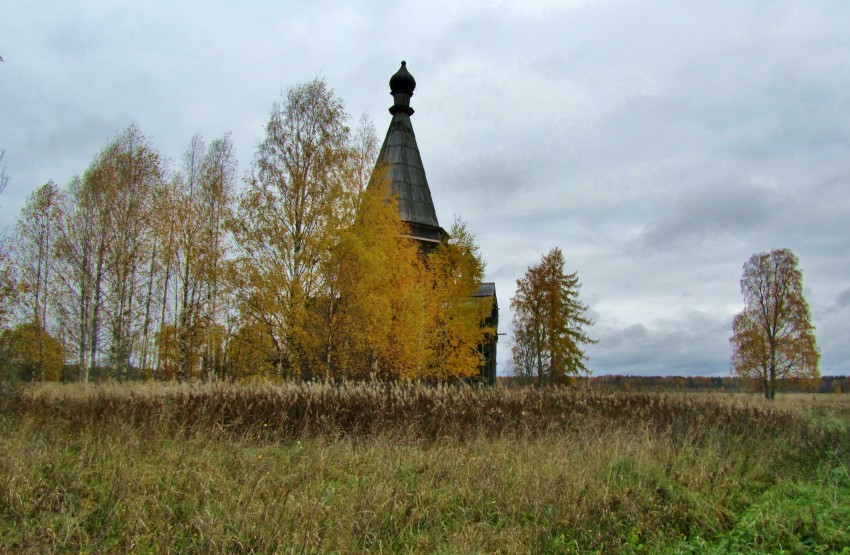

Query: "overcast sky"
left=3, top=0, right=849, bottom=376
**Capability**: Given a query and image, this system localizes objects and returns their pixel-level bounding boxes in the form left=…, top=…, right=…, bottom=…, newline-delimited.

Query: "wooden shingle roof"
left=372, top=62, right=445, bottom=242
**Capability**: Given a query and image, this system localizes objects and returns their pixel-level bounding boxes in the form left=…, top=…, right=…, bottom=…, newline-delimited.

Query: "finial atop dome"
left=389, top=60, right=415, bottom=116
left=390, top=61, right=416, bottom=95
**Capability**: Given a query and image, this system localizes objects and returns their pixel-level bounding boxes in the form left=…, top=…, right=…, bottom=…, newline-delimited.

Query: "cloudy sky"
left=3, top=0, right=849, bottom=376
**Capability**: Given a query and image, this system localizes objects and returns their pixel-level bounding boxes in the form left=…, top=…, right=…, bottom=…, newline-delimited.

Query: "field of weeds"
left=1, top=382, right=849, bottom=553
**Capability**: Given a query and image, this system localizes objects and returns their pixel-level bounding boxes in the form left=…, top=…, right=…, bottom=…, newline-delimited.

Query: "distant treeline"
left=7, top=365, right=848, bottom=395
left=6, top=367, right=849, bottom=395
left=500, top=375, right=850, bottom=394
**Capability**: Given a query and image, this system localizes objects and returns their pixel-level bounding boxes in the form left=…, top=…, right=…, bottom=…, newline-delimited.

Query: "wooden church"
left=372, top=61, right=499, bottom=383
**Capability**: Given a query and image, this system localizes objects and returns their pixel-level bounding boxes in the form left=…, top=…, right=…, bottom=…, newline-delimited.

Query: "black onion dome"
left=389, top=61, right=416, bottom=95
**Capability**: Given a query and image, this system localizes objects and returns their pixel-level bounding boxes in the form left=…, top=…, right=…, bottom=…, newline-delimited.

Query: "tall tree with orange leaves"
left=730, top=248, right=819, bottom=400
left=511, top=248, right=596, bottom=384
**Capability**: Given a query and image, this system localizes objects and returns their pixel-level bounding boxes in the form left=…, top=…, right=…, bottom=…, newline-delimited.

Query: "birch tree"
left=232, top=78, right=351, bottom=379
left=85, top=125, right=163, bottom=379
left=172, top=134, right=208, bottom=381
left=14, top=181, right=62, bottom=380
left=197, top=134, right=236, bottom=380
left=15, top=181, right=62, bottom=330
left=730, top=248, right=819, bottom=400
left=54, top=174, right=109, bottom=382
left=0, top=151, right=16, bottom=328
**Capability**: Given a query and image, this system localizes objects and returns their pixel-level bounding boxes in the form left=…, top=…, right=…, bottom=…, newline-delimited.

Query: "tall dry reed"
left=4, top=381, right=842, bottom=456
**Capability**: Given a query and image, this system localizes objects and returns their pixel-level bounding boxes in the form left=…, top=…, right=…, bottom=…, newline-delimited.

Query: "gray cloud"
left=837, top=289, right=850, bottom=311
left=636, top=182, right=783, bottom=250
left=587, top=310, right=734, bottom=376
left=825, top=288, right=850, bottom=316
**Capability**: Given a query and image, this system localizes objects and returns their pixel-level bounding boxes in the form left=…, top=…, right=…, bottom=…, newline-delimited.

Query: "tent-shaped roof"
left=372, top=61, right=445, bottom=244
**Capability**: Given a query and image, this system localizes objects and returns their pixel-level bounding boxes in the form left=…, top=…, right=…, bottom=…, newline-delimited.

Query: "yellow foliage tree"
left=315, top=174, right=428, bottom=379
left=304, top=176, right=491, bottom=381
left=511, top=248, right=596, bottom=384
left=154, top=324, right=182, bottom=381
left=0, top=322, right=65, bottom=381
left=232, top=78, right=353, bottom=380
left=225, top=321, right=278, bottom=380
left=423, top=219, right=492, bottom=380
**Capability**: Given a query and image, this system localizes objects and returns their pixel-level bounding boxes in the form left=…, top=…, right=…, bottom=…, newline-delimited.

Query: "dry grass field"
left=1, top=382, right=848, bottom=553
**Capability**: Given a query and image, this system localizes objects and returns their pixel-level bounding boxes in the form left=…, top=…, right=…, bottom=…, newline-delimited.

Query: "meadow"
left=1, top=382, right=848, bottom=553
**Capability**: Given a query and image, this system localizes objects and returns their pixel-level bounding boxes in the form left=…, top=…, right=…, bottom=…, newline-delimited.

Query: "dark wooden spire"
left=371, top=61, right=446, bottom=248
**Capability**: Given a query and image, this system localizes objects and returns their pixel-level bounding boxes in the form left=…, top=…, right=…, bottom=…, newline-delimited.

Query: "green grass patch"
left=668, top=461, right=850, bottom=554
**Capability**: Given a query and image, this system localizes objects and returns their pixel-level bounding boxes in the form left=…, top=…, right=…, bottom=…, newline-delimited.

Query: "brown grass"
left=7, top=381, right=838, bottom=446
left=1, top=382, right=848, bottom=553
